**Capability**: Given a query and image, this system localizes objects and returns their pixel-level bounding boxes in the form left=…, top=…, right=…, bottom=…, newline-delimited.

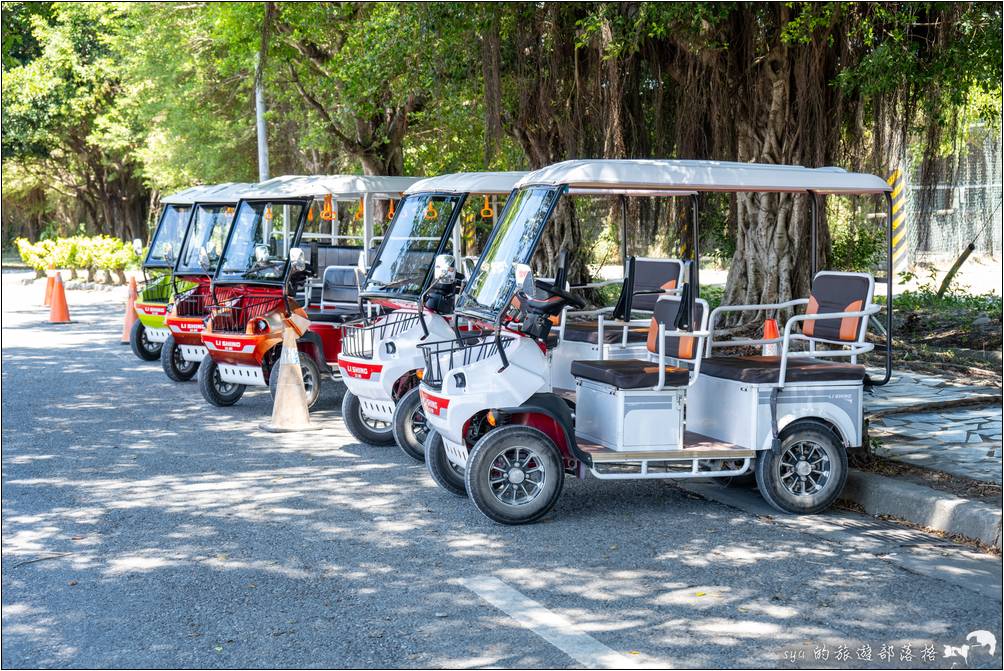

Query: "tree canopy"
left=2, top=1, right=1000, bottom=302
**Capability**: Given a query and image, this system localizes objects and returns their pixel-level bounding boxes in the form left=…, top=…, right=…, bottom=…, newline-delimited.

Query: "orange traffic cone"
left=43, top=267, right=56, bottom=307
left=48, top=273, right=71, bottom=324
left=762, top=318, right=780, bottom=356
left=260, top=327, right=318, bottom=433
left=121, top=277, right=138, bottom=344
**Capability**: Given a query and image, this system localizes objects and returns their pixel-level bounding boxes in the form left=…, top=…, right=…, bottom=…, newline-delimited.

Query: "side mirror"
left=513, top=262, right=534, bottom=295
left=132, top=238, right=144, bottom=256
left=163, top=242, right=174, bottom=263
left=198, top=246, right=211, bottom=271
left=289, top=246, right=306, bottom=272
left=432, top=253, right=456, bottom=284
left=254, top=244, right=270, bottom=263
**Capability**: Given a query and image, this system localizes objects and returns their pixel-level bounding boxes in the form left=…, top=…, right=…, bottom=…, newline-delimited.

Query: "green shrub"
left=830, top=221, right=884, bottom=272
left=15, top=235, right=142, bottom=272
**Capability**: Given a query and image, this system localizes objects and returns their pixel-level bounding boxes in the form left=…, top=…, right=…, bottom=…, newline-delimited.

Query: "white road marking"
left=460, top=575, right=645, bottom=669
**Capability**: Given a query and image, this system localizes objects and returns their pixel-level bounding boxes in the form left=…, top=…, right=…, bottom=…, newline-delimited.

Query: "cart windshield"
left=145, top=204, right=191, bottom=268
left=363, top=194, right=462, bottom=298
left=216, top=200, right=305, bottom=283
left=456, top=186, right=560, bottom=318
left=175, top=204, right=236, bottom=275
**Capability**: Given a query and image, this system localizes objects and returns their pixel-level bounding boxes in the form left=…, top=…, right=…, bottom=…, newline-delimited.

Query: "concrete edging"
left=842, top=469, right=1002, bottom=549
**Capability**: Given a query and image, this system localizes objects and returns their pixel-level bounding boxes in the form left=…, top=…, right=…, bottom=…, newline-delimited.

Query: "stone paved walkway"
left=865, top=369, right=1002, bottom=484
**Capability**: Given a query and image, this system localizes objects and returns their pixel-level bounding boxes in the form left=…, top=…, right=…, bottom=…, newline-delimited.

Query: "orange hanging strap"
left=424, top=201, right=438, bottom=220
left=387, top=199, right=396, bottom=220
left=481, top=195, right=494, bottom=219
left=320, top=194, right=335, bottom=221
left=354, top=197, right=364, bottom=221
left=264, top=205, right=273, bottom=221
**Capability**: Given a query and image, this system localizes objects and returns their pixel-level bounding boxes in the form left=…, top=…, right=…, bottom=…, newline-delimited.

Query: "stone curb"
left=843, top=469, right=1002, bottom=549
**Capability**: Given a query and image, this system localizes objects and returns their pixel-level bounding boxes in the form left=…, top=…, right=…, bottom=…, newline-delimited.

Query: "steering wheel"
left=533, top=279, right=586, bottom=309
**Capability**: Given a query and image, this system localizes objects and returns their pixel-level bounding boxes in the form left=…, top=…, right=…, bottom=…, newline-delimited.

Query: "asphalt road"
left=2, top=271, right=1001, bottom=669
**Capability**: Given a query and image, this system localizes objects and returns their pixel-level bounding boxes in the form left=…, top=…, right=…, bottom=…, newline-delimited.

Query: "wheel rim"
left=173, top=347, right=195, bottom=373
left=301, top=365, right=316, bottom=399
left=141, top=329, right=159, bottom=353
left=489, top=446, right=546, bottom=506
left=409, top=407, right=429, bottom=445
left=777, top=440, right=831, bottom=496
left=359, top=403, right=390, bottom=432
left=213, top=367, right=236, bottom=394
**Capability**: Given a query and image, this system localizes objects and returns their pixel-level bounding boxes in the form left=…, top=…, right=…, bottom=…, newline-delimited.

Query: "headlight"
left=252, top=318, right=270, bottom=334
left=453, top=372, right=466, bottom=389
left=385, top=341, right=396, bottom=355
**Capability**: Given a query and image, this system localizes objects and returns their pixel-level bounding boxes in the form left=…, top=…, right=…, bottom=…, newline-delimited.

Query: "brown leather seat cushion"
left=563, top=321, right=649, bottom=345
left=700, top=355, right=866, bottom=384
left=571, top=359, right=690, bottom=389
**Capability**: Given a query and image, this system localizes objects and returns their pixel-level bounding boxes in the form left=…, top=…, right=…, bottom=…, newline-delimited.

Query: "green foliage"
left=829, top=221, right=885, bottom=272
left=14, top=235, right=141, bottom=271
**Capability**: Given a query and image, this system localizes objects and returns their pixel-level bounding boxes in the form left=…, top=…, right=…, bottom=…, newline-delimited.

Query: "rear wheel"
left=755, top=424, right=847, bottom=515
left=341, top=390, right=395, bottom=446
left=160, top=334, right=200, bottom=381
left=392, top=387, right=428, bottom=462
left=424, top=430, right=466, bottom=496
left=198, top=357, right=246, bottom=407
left=129, top=319, right=161, bottom=361
left=465, top=425, right=565, bottom=525
left=268, top=349, right=322, bottom=409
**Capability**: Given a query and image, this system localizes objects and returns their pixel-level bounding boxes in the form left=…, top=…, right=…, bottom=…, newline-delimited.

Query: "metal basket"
left=208, top=295, right=285, bottom=334
left=341, top=311, right=422, bottom=360
left=418, top=334, right=515, bottom=390
left=173, top=288, right=212, bottom=318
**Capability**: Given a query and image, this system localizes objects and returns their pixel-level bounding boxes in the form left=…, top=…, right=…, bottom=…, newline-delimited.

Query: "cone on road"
left=761, top=318, right=780, bottom=357
left=43, top=267, right=56, bottom=306
left=259, top=327, right=318, bottom=433
left=48, top=273, right=71, bottom=324
left=121, top=277, right=139, bottom=344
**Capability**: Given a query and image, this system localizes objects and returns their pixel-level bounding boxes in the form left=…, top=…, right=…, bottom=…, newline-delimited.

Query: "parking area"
left=2, top=272, right=1002, bottom=669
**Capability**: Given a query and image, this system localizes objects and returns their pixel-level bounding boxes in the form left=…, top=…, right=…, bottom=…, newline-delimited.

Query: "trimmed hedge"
left=15, top=236, right=143, bottom=273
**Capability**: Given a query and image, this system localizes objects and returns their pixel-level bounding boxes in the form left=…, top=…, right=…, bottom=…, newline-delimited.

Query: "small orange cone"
left=762, top=318, right=780, bottom=356
left=260, top=327, right=318, bottom=433
left=48, top=273, right=71, bottom=324
left=121, top=277, right=138, bottom=343
left=43, top=267, right=55, bottom=307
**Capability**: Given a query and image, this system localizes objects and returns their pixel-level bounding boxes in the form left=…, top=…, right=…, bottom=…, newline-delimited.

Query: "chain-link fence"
left=905, top=123, right=1003, bottom=262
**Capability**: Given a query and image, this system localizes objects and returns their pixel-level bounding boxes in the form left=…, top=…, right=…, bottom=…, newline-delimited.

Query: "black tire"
left=465, top=425, right=565, bottom=525
left=160, top=334, right=200, bottom=382
left=198, top=356, right=246, bottom=407
left=755, top=423, right=848, bottom=515
left=424, top=430, right=466, bottom=497
left=392, top=387, right=428, bottom=462
left=341, top=390, right=395, bottom=446
left=129, top=319, right=162, bottom=361
left=268, top=349, right=322, bottom=409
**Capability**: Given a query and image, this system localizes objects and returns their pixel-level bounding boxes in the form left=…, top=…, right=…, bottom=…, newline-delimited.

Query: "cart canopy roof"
left=404, top=171, right=527, bottom=195
left=516, top=159, right=891, bottom=195
left=161, top=183, right=255, bottom=205
left=237, top=174, right=421, bottom=200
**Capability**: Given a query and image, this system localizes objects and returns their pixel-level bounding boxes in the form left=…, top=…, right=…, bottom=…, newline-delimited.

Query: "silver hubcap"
left=778, top=440, right=831, bottom=496
left=213, top=368, right=236, bottom=394
left=141, top=330, right=158, bottom=352
left=489, top=446, right=545, bottom=506
left=359, top=404, right=390, bottom=432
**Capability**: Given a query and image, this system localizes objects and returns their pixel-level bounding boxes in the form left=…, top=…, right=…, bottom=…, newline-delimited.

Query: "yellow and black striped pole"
left=887, top=168, right=908, bottom=272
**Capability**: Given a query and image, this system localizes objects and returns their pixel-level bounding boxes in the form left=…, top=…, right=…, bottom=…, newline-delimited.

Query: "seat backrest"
left=315, top=245, right=362, bottom=271
left=322, top=265, right=360, bottom=306
left=802, top=271, right=874, bottom=343
left=614, top=257, right=684, bottom=318
left=646, top=296, right=706, bottom=361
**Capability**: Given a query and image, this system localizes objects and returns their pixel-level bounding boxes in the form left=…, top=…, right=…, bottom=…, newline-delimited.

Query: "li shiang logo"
left=943, top=630, right=997, bottom=667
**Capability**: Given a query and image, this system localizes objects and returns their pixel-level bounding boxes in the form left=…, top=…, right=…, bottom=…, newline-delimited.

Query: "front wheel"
left=424, top=430, right=466, bottom=496
left=129, top=319, right=161, bottom=361
left=198, top=357, right=246, bottom=407
left=755, top=424, right=848, bottom=515
left=392, top=387, right=428, bottom=462
left=160, top=334, right=200, bottom=381
left=269, top=349, right=322, bottom=409
left=465, top=425, right=565, bottom=525
left=341, top=390, right=395, bottom=446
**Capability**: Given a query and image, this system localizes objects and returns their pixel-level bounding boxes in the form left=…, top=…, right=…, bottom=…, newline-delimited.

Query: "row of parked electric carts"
left=130, top=160, right=894, bottom=524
